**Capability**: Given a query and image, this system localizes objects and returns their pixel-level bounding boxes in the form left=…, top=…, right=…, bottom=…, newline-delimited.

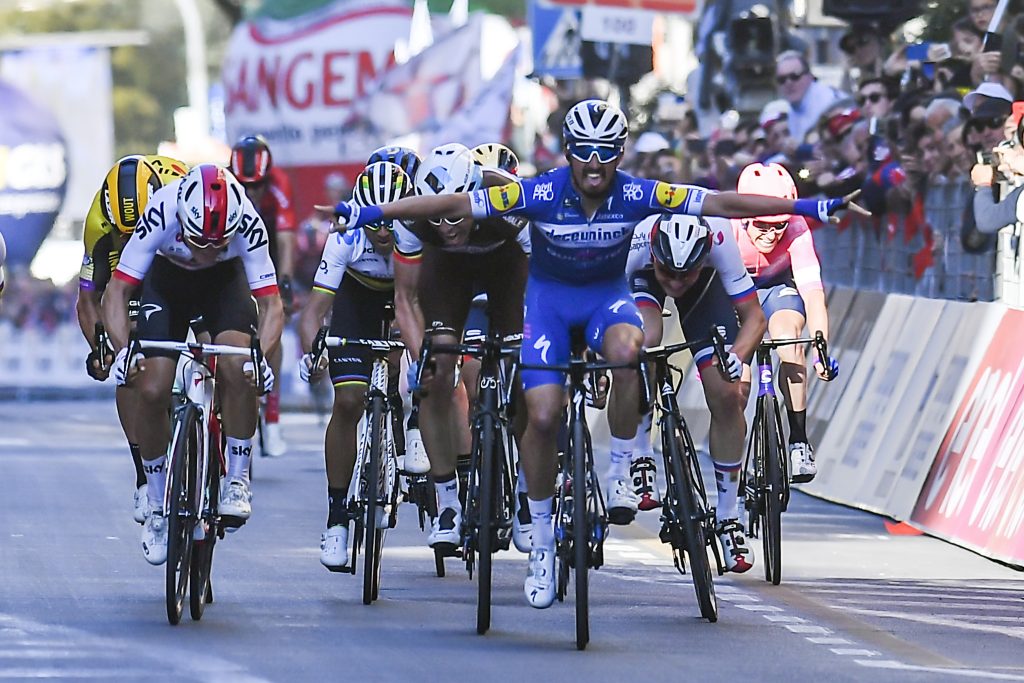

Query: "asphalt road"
left=1, top=401, right=1022, bottom=682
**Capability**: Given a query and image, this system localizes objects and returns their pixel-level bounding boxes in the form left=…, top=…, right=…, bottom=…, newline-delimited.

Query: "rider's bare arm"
left=703, top=192, right=800, bottom=220
left=101, top=277, right=134, bottom=351
left=394, top=257, right=425, bottom=358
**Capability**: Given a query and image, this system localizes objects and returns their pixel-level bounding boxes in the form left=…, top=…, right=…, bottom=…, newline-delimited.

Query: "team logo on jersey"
left=532, top=181, right=554, bottom=202
left=622, top=182, right=644, bottom=202
left=487, top=183, right=524, bottom=212
left=652, top=182, right=689, bottom=210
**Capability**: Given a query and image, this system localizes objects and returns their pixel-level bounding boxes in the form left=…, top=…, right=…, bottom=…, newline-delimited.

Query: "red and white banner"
left=911, top=309, right=1024, bottom=567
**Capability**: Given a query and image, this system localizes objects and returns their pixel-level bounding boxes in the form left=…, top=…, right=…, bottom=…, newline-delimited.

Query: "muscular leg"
left=419, top=336, right=461, bottom=480
left=770, top=310, right=808, bottom=443
left=702, top=363, right=752, bottom=521
left=325, top=383, right=365, bottom=491
left=115, top=384, right=145, bottom=488
left=134, top=357, right=177, bottom=510
left=520, top=384, right=565, bottom=511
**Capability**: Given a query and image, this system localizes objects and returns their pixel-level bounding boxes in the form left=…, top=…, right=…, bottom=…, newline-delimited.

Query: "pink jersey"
left=731, top=216, right=823, bottom=295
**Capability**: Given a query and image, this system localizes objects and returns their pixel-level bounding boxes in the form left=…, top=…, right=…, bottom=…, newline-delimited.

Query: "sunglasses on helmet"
left=566, top=142, right=622, bottom=164
left=183, top=232, right=230, bottom=250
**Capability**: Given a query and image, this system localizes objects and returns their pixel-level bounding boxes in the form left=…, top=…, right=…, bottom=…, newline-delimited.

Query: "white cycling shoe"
left=789, top=442, right=816, bottom=483
left=428, top=506, right=462, bottom=548
left=717, top=518, right=754, bottom=573
left=141, top=512, right=168, bottom=566
left=320, top=525, right=350, bottom=571
left=606, top=474, right=639, bottom=525
left=403, top=428, right=430, bottom=474
left=263, top=423, right=287, bottom=458
left=630, top=456, right=662, bottom=511
left=133, top=484, right=149, bottom=524
left=524, top=546, right=556, bottom=609
left=512, top=490, right=533, bottom=553
left=220, top=478, right=252, bottom=525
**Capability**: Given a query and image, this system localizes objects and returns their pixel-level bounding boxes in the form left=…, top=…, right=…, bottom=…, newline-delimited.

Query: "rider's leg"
left=603, top=322, right=646, bottom=477
left=770, top=309, right=808, bottom=442
left=215, top=329, right=260, bottom=482
left=263, top=343, right=287, bottom=455
left=325, top=382, right=365, bottom=522
left=134, top=357, right=177, bottom=511
left=115, top=385, right=146, bottom=489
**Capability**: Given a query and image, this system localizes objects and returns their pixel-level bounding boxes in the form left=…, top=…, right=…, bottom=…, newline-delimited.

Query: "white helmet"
left=562, top=99, right=629, bottom=147
left=650, top=213, right=713, bottom=273
left=414, top=143, right=483, bottom=196
left=353, top=161, right=411, bottom=207
left=176, top=164, right=245, bottom=244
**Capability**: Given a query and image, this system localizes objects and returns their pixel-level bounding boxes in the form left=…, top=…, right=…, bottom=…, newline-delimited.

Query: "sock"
left=327, top=487, right=349, bottom=527
left=633, top=410, right=654, bottom=460
left=434, top=473, right=460, bottom=512
left=129, top=443, right=146, bottom=488
left=265, top=389, right=280, bottom=424
left=517, top=466, right=528, bottom=494
left=143, top=455, right=167, bottom=511
left=607, top=434, right=636, bottom=479
left=227, top=436, right=254, bottom=481
left=788, top=409, right=808, bottom=444
left=528, top=496, right=554, bottom=549
left=714, top=462, right=741, bottom=521
left=407, top=401, right=420, bottom=431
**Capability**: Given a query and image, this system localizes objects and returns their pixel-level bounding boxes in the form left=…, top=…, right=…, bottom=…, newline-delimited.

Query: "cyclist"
left=296, top=161, right=412, bottom=570
left=229, top=135, right=297, bottom=457
left=732, top=162, right=839, bottom=482
left=388, top=143, right=527, bottom=554
left=327, top=99, right=857, bottom=608
left=625, top=212, right=766, bottom=573
left=75, top=154, right=188, bottom=523
left=102, top=164, right=284, bottom=565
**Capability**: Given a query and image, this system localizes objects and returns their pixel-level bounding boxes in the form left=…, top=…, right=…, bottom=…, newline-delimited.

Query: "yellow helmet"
left=101, top=155, right=162, bottom=235
left=470, top=143, right=519, bottom=175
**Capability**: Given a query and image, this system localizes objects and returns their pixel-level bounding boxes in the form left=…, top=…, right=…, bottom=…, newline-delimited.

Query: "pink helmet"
left=736, top=162, right=798, bottom=222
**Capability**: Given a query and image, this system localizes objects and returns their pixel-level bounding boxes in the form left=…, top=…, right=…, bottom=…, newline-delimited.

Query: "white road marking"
left=831, top=648, right=879, bottom=657
left=836, top=606, right=1024, bottom=640
left=807, top=637, right=853, bottom=645
left=784, top=624, right=831, bottom=634
left=856, top=660, right=1024, bottom=681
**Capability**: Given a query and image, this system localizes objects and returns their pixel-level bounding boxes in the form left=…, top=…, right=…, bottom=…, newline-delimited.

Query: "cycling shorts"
left=520, top=276, right=643, bottom=390
left=418, top=239, right=527, bottom=340
left=758, top=282, right=805, bottom=320
left=136, top=257, right=256, bottom=359
left=630, top=267, right=738, bottom=370
left=328, top=276, right=393, bottom=386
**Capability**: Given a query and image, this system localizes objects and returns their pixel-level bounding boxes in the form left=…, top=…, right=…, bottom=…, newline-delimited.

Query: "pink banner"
left=911, top=309, right=1024, bottom=567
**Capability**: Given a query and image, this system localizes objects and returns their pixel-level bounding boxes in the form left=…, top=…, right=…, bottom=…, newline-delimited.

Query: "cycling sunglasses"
left=183, top=232, right=230, bottom=250
left=750, top=220, right=789, bottom=234
left=365, top=220, right=395, bottom=232
left=428, top=217, right=465, bottom=226
left=567, top=142, right=623, bottom=164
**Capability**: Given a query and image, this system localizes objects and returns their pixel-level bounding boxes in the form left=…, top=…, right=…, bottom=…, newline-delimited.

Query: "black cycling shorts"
left=418, top=239, right=527, bottom=341
left=328, top=276, right=393, bottom=386
left=136, top=256, right=257, bottom=357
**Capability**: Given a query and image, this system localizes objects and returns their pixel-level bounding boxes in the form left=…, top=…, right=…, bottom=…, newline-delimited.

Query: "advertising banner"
left=911, top=309, right=1024, bottom=568
left=529, top=0, right=582, bottom=78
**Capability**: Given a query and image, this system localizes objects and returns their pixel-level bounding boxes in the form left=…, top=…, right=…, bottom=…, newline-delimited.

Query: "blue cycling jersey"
left=469, top=166, right=709, bottom=284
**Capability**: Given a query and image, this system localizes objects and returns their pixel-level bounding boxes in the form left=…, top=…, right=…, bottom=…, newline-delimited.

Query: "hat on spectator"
left=972, top=97, right=1013, bottom=121
left=839, top=24, right=880, bottom=54
left=759, top=99, right=789, bottom=130
left=964, top=82, right=1013, bottom=113
left=825, top=109, right=861, bottom=138
left=634, top=131, right=671, bottom=154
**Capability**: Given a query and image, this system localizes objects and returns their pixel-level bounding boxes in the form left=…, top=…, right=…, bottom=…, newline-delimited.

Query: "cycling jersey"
left=79, top=155, right=188, bottom=293
left=731, top=216, right=823, bottom=294
left=313, top=227, right=398, bottom=294
left=393, top=217, right=526, bottom=261
left=113, top=181, right=279, bottom=297
left=469, top=166, right=709, bottom=284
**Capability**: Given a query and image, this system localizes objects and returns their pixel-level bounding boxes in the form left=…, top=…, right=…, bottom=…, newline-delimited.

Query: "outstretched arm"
left=317, top=193, right=474, bottom=227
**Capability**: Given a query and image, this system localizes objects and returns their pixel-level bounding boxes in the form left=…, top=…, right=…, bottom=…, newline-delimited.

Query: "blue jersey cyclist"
left=327, top=99, right=860, bottom=610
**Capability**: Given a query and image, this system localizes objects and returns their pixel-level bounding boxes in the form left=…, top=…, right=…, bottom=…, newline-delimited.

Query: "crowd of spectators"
left=0, top=272, right=77, bottom=332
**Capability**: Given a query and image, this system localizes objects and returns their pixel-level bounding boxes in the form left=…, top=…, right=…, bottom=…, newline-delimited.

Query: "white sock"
left=633, top=410, right=654, bottom=460
left=714, top=462, right=741, bottom=520
left=528, top=497, right=554, bottom=549
left=607, top=434, right=636, bottom=479
left=434, top=475, right=460, bottom=512
left=226, top=437, right=254, bottom=482
left=143, top=455, right=166, bottom=511
left=517, top=466, right=528, bottom=494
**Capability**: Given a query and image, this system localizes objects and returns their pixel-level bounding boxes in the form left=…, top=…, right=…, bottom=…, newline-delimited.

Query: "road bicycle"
left=129, top=337, right=264, bottom=625
left=311, top=323, right=405, bottom=605
left=742, top=331, right=832, bottom=586
left=417, top=330, right=520, bottom=634
left=638, top=326, right=731, bottom=622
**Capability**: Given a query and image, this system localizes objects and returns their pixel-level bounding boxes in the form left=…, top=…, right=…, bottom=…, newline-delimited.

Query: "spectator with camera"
left=971, top=109, right=1024, bottom=235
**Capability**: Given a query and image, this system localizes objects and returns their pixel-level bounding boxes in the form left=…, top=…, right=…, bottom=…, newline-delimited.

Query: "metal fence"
left=815, top=179, right=997, bottom=302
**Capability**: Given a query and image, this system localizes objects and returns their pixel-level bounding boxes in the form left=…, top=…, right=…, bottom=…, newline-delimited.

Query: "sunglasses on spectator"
left=567, top=142, right=623, bottom=164
left=970, top=116, right=1005, bottom=131
left=365, top=221, right=395, bottom=233
left=183, top=232, right=230, bottom=250
left=750, top=220, right=789, bottom=234
left=857, top=92, right=886, bottom=105
left=775, top=71, right=807, bottom=85
left=428, top=217, right=465, bottom=226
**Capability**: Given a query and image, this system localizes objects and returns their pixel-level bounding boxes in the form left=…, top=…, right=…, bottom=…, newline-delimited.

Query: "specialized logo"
left=487, top=183, right=523, bottom=212
left=622, top=182, right=643, bottom=202
left=533, top=334, right=552, bottom=364
left=532, top=181, right=554, bottom=202
left=609, top=299, right=628, bottom=314
left=140, top=303, right=163, bottom=320
left=652, top=182, right=688, bottom=210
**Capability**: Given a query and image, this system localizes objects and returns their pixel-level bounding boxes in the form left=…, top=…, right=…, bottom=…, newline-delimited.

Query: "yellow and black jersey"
left=79, top=155, right=188, bottom=293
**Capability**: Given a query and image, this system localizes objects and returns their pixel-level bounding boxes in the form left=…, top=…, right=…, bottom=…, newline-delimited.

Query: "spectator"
left=964, top=81, right=1014, bottom=115
left=952, top=17, right=984, bottom=60
left=972, top=114, right=1024, bottom=233
left=856, top=77, right=896, bottom=120
left=965, top=97, right=1013, bottom=154
left=775, top=50, right=847, bottom=142
left=839, top=23, right=888, bottom=91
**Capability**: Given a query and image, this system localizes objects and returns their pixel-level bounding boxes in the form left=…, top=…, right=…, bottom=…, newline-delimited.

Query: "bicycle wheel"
left=190, top=416, right=219, bottom=621
left=762, top=398, right=785, bottom=586
left=664, top=422, right=717, bottom=622
left=571, top=413, right=590, bottom=651
left=166, top=405, right=200, bottom=625
left=475, top=413, right=497, bottom=635
left=363, top=395, right=386, bottom=605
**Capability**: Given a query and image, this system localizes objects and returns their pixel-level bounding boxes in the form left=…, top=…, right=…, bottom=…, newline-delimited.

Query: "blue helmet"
left=367, top=145, right=421, bottom=182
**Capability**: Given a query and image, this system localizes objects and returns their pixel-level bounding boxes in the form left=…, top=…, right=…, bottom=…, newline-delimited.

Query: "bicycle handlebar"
left=128, top=336, right=266, bottom=393
left=415, top=332, right=522, bottom=389
left=311, top=326, right=405, bottom=367
left=757, top=331, right=833, bottom=381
